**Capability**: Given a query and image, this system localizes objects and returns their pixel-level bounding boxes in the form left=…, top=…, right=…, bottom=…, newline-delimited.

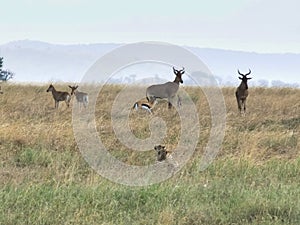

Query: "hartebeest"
left=133, top=96, right=157, bottom=114
left=46, top=84, right=71, bottom=109
left=146, top=67, right=184, bottom=109
left=68, top=85, right=88, bottom=108
left=235, top=69, right=252, bottom=114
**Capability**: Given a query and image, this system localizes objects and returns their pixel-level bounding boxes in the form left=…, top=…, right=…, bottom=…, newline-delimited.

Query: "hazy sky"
left=0, top=0, right=299, bottom=53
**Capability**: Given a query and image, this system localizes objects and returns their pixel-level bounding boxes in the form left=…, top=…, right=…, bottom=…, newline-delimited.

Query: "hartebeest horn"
left=173, top=67, right=178, bottom=74
left=245, top=69, right=251, bottom=76
left=238, top=69, right=251, bottom=76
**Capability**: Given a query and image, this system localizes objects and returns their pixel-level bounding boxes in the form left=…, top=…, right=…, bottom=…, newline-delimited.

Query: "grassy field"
left=0, top=83, right=299, bottom=224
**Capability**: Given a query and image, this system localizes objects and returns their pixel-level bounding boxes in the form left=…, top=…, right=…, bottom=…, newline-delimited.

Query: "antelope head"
left=238, top=69, right=252, bottom=82
left=68, top=85, right=79, bottom=95
left=46, top=84, right=54, bottom=92
left=173, top=67, right=185, bottom=84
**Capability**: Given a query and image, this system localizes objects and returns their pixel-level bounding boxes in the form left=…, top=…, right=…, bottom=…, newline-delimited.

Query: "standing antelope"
left=235, top=69, right=252, bottom=114
left=133, top=96, right=157, bottom=114
left=68, top=85, right=89, bottom=108
left=146, top=67, right=184, bottom=109
left=46, top=84, right=71, bottom=109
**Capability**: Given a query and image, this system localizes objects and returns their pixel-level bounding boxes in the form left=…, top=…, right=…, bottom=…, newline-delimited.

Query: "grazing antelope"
left=235, top=69, right=252, bottom=114
left=46, top=84, right=71, bottom=109
left=146, top=67, right=184, bottom=109
left=68, top=85, right=88, bottom=108
left=133, top=96, right=157, bottom=114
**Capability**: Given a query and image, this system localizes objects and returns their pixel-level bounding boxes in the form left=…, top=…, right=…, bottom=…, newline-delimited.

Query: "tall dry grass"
left=0, top=83, right=298, bottom=184
left=0, top=84, right=299, bottom=161
left=0, top=83, right=300, bottom=224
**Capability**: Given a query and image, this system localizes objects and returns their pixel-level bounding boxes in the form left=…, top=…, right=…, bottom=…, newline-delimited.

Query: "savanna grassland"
left=0, top=83, right=299, bottom=225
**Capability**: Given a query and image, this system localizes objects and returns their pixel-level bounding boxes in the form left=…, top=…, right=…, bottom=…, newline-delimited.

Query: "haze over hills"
left=0, top=40, right=299, bottom=87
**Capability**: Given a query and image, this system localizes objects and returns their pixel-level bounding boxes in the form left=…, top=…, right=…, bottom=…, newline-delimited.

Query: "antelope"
left=235, top=69, right=252, bottom=114
left=133, top=96, right=157, bottom=114
left=68, top=85, right=88, bottom=108
left=46, top=84, right=71, bottom=109
left=146, top=67, right=184, bottom=109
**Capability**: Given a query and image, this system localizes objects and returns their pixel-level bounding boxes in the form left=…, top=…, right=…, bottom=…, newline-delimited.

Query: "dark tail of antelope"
left=46, top=84, right=71, bottom=109
left=68, top=85, right=88, bottom=109
left=235, top=69, right=252, bottom=114
left=0, top=86, right=3, bottom=94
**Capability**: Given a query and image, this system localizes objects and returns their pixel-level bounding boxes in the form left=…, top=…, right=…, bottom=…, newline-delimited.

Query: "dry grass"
left=0, top=83, right=299, bottom=224
left=0, top=84, right=300, bottom=185
left=0, top=84, right=299, bottom=172
left=222, top=87, right=299, bottom=161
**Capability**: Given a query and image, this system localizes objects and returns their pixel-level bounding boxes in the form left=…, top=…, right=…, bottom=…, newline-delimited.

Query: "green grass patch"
left=1, top=159, right=300, bottom=225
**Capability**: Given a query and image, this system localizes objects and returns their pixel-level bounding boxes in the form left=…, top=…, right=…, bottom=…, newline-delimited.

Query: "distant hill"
left=0, top=40, right=299, bottom=87
left=0, top=40, right=120, bottom=83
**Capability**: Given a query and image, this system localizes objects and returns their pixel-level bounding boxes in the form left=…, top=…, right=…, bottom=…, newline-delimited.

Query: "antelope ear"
left=68, top=85, right=72, bottom=88
left=247, top=77, right=252, bottom=80
left=238, top=77, right=242, bottom=80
